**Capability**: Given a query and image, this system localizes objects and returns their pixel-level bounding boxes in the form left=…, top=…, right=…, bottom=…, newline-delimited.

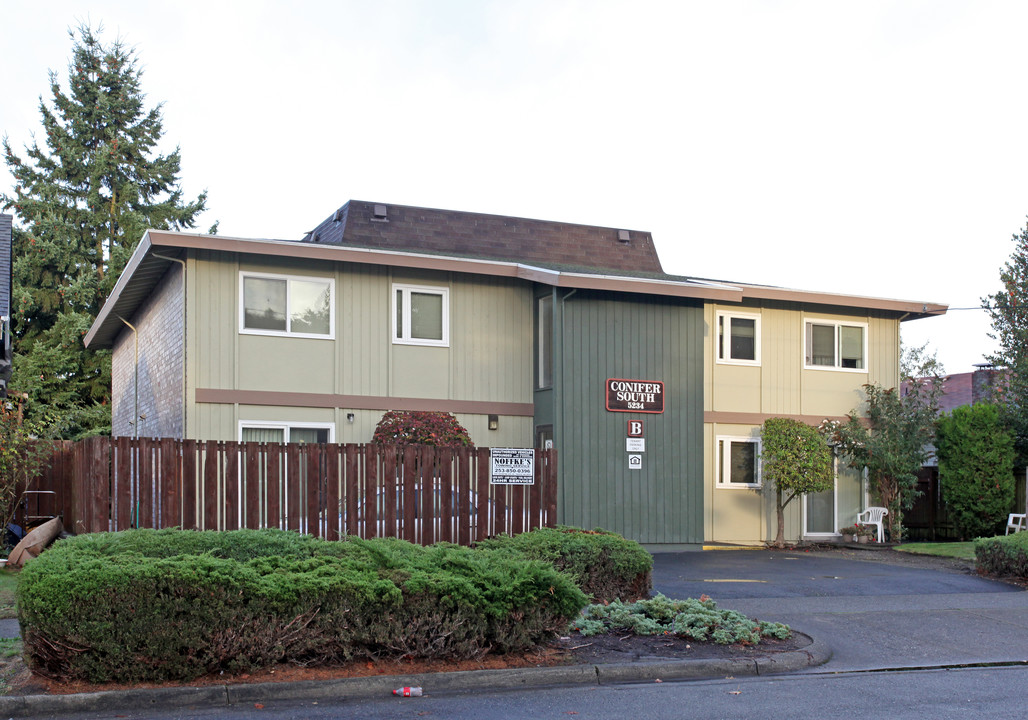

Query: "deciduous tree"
left=760, top=417, right=834, bottom=548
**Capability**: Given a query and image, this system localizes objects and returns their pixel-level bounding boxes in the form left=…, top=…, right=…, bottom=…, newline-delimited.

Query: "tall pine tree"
left=2, top=24, right=213, bottom=438
left=985, top=219, right=1028, bottom=470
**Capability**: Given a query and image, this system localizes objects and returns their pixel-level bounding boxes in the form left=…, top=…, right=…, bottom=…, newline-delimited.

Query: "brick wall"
left=112, top=263, right=185, bottom=437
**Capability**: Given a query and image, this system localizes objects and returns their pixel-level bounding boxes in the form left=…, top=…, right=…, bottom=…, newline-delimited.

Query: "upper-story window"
left=804, top=319, right=866, bottom=371
left=393, top=284, right=449, bottom=346
left=240, top=272, right=334, bottom=338
left=717, top=311, right=760, bottom=365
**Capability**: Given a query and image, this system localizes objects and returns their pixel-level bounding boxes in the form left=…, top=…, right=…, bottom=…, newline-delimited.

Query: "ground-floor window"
left=716, top=436, right=761, bottom=488
left=240, top=423, right=333, bottom=444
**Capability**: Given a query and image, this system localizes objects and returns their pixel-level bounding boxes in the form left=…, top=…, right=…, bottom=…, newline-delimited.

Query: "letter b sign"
left=627, top=421, right=644, bottom=437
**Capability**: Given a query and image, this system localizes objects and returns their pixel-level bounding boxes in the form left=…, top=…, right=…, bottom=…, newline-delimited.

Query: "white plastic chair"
left=1006, top=513, right=1027, bottom=535
left=856, top=507, right=888, bottom=543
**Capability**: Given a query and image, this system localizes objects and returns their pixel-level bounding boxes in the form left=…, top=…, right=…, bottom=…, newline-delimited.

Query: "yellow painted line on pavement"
left=702, top=545, right=764, bottom=551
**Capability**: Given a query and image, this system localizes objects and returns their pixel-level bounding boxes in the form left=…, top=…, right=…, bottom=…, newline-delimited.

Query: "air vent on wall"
left=617, top=229, right=631, bottom=243
left=372, top=204, right=389, bottom=222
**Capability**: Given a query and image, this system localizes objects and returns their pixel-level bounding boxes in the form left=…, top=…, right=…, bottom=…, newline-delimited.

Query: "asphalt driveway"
left=651, top=549, right=1028, bottom=671
left=651, top=549, right=1019, bottom=600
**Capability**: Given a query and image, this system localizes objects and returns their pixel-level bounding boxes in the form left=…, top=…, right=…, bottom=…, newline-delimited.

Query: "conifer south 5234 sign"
left=606, top=378, right=664, bottom=413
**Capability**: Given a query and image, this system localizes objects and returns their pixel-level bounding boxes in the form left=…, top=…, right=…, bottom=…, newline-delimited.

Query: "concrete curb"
left=0, top=637, right=831, bottom=716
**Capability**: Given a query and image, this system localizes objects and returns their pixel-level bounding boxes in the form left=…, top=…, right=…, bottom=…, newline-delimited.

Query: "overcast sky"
left=3, top=0, right=1027, bottom=375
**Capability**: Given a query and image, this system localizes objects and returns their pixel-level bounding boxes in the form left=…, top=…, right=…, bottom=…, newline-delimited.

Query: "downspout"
left=152, top=253, right=187, bottom=439
left=116, top=315, right=139, bottom=439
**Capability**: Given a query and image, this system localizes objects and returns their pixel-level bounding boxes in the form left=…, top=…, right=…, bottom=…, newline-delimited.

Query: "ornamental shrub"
left=936, top=404, right=1015, bottom=540
left=17, top=529, right=587, bottom=683
left=372, top=410, right=474, bottom=447
left=475, top=526, right=653, bottom=603
left=573, top=593, right=791, bottom=645
left=974, top=532, right=1028, bottom=578
left=761, top=417, right=834, bottom=548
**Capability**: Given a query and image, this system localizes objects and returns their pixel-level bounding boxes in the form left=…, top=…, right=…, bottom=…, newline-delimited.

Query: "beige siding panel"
left=450, top=274, right=533, bottom=403
left=760, top=305, right=803, bottom=416
left=391, top=346, right=450, bottom=398
left=191, top=251, right=238, bottom=391
left=237, top=335, right=335, bottom=393
left=339, top=265, right=389, bottom=397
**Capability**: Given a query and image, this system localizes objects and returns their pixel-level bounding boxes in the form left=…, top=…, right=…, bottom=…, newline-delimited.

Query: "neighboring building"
left=84, top=200, right=946, bottom=547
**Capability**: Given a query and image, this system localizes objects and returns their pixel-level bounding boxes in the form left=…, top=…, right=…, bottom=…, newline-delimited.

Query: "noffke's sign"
left=605, top=378, right=664, bottom=414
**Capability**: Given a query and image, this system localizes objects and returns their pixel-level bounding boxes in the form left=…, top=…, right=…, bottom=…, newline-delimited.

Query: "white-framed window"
left=804, top=319, right=867, bottom=371
left=240, top=271, right=334, bottom=338
left=393, top=284, right=449, bottom=346
left=716, top=311, right=760, bottom=365
left=239, top=421, right=334, bottom=444
left=716, top=436, right=761, bottom=488
left=537, top=295, right=554, bottom=388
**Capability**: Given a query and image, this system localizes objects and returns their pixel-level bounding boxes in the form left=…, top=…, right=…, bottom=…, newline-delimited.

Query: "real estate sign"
left=490, top=448, right=535, bottom=485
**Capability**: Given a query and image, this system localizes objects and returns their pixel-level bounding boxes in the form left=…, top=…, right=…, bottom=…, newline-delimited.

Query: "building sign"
left=627, top=420, right=644, bottom=437
left=628, top=454, right=642, bottom=470
left=626, top=438, right=645, bottom=452
left=606, top=378, right=664, bottom=413
left=490, top=448, right=535, bottom=485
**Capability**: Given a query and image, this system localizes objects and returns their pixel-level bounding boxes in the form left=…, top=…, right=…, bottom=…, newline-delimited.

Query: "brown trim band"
left=704, top=411, right=850, bottom=426
left=195, top=388, right=535, bottom=417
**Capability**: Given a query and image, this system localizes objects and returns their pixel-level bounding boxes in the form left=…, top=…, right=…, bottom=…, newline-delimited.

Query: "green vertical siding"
left=555, top=290, right=703, bottom=545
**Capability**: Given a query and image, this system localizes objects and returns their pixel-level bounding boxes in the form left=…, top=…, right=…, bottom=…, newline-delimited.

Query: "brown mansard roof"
left=300, top=200, right=664, bottom=275
left=84, top=201, right=948, bottom=349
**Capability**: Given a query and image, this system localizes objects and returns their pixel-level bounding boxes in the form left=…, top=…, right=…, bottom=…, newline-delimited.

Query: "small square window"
left=716, top=311, right=760, bottom=365
left=804, top=320, right=866, bottom=371
left=717, top=436, right=761, bottom=488
left=393, top=284, right=449, bottom=346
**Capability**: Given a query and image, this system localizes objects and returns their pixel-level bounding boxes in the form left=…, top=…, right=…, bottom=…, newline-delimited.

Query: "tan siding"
left=704, top=301, right=901, bottom=544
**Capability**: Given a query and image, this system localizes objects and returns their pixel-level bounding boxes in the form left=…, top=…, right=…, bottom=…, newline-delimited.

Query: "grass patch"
left=0, top=639, right=21, bottom=659
left=0, top=570, right=17, bottom=620
left=895, top=542, right=976, bottom=561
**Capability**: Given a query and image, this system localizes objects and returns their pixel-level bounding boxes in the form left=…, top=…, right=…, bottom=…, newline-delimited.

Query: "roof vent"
left=372, top=204, right=389, bottom=222
left=617, top=230, right=631, bottom=243
left=312, top=232, right=321, bottom=243
left=332, top=208, right=344, bottom=223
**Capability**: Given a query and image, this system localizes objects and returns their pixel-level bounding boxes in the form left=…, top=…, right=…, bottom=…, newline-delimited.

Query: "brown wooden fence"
left=18, top=438, right=557, bottom=546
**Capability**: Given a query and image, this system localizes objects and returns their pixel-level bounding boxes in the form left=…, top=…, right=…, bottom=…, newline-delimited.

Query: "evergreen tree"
left=936, top=403, right=1015, bottom=540
left=984, top=218, right=1028, bottom=461
left=2, top=24, right=213, bottom=438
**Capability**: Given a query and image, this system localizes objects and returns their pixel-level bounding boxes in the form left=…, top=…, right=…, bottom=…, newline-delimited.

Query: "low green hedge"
left=476, top=526, right=652, bottom=603
left=974, top=532, right=1028, bottom=577
left=18, top=529, right=588, bottom=683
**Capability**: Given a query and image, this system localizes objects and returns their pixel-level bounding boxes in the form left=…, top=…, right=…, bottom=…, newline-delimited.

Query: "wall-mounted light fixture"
left=346, top=412, right=355, bottom=423
left=488, top=414, right=499, bottom=431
